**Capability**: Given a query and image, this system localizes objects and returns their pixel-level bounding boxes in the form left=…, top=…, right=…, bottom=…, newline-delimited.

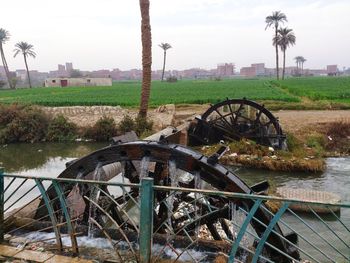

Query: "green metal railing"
left=0, top=169, right=349, bottom=262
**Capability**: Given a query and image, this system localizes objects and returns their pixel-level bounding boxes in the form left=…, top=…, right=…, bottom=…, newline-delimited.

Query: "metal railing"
left=0, top=168, right=349, bottom=263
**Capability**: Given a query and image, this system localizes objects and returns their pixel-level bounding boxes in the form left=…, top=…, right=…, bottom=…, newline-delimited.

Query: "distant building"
left=16, top=69, right=27, bottom=81
left=240, top=67, right=256, bottom=77
left=45, top=77, right=112, bottom=87
left=217, top=63, right=235, bottom=76
left=327, top=65, right=338, bottom=75
left=66, top=62, right=73, bottom=73
left=251, top=63, right=265, bottom=76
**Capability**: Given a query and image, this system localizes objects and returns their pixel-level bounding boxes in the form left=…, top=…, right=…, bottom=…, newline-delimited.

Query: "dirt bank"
left=44, top=104, right=350, bottom=135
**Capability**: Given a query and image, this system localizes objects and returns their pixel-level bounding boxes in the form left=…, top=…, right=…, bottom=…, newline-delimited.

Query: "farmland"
left=274, top=77, right=350, bottom=102
left=0, top=77, right=350, bottom=108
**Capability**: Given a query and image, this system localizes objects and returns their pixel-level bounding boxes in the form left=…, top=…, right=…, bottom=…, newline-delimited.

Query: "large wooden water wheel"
left=189, top=98, right=286, bottom=149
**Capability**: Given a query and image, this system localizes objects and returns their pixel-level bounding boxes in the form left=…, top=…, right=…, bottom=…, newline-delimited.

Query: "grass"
left=274, top=76, right=350, bottom=102
left=1, top=77, right=350, bottom=108
left=0, top=79, right=299, bottom=107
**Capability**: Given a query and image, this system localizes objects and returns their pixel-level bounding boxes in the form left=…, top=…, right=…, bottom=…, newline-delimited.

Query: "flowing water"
left=1, top=143, right=349, bottom=261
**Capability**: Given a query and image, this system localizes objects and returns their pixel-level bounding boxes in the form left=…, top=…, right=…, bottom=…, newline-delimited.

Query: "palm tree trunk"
left=282, top=50, right=286, bottom=80
left=23, top=54, right=32, bottom=88
left=138, top=0, right=152, bottom=118
left=161, top=50, right=166, bottom=82
left=301, top=63, right=304, bottom=75
left=275, top=26, right=279, bottom=80
left=0, top=43, right=14, bottom=89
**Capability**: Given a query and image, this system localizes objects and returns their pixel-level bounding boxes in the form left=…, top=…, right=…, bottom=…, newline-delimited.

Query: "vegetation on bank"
left=1, top=77, right=350, bottom=109
left=199, top=121, right=350, bottom=173
left=0, top=104, right=153, bottom=144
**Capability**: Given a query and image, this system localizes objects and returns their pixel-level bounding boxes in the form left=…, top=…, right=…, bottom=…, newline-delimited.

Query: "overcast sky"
left=1, top=0, right=349, bottom=72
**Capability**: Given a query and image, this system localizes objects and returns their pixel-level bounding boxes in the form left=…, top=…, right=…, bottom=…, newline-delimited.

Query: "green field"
left=0, top=77, right=350, bottom=107
left=275, top=77, right=350, bottom=102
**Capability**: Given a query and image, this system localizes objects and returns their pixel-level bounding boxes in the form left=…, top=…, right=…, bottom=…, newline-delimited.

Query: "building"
left=217, top=63, right=235, bottom=76
left=327, top=65, right=338, bottom=75
left=66, top=62, right=73, bottom=73
left=240, top=67, right=256, bottom=77
left=45, top=77, right=112, bottom=87
left=251, top=63, right=265, bottom=76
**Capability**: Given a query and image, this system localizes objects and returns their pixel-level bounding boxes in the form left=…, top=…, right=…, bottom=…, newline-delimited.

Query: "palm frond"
left=0, top=28, right=10, bottom=43
left=13, top=41, right=36, bottom=59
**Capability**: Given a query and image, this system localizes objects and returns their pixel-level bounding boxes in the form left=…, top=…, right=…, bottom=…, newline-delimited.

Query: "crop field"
left=0, top=79, right=299, bottom=107
left=0, top=77, right=349, bottom=107
left=275, top=77, right=350, bottom=102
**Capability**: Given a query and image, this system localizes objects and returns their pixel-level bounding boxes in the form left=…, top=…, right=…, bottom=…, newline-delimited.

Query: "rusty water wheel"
left=189, top=98, right=286, bottom=149
left=36, top=141, right=298, bottom=262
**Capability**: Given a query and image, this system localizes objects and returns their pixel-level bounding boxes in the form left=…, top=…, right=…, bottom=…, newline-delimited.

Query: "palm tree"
left=14, top=41, right=36, bottom=88
left=274, top=28, right=296, bottom=80
left=294, top=56, right=305, bottom=76
left=138, top=0, right=152, bottom=118
left=159, top=43, right=172, bottom=81
left=265, top=11, right=287, bottom=80
left=0, top=28, right=14, bottom=89
left=294, top=56, right=301, bottom=75
left=300, top=56, right=307, bottom=75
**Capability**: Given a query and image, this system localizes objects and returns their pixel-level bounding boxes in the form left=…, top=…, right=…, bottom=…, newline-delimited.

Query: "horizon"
left=1, top=0, right=350, bottom=72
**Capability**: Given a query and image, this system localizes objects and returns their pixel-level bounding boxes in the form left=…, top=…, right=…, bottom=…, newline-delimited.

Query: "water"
left=1, top=143, right=349, bottom=261
left=234, top=157, right=350, bottom=202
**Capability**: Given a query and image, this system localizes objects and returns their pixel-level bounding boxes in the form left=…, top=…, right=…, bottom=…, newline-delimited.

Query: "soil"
left=43, top=104, right=350, bottom=135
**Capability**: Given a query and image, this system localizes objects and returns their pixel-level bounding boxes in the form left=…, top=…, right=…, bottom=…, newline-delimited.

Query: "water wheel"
left=189, top=98, right=286, bottom=149
left=30, top=141, right=299, bottom=261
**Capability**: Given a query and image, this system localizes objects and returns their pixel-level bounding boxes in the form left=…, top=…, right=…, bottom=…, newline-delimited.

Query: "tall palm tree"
left=294, top=56, right=300, bottom=75
left=138, top=0, right=152, bottom=118
left=300, top=56, right=307, bottom=75
left=0, top=28, right=14, bottom=89
left=14, top=41, right=36, bottom=88
left=265, top=11, right=287, bottom=80
left=159, top=42, right=172, bottom=81
left=274, top=28, right=296, bottom=80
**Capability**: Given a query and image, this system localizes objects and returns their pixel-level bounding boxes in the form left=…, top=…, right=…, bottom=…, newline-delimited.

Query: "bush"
left=166, top=76, right=178, bottom=83
left=134, top=116, right=153, bottom=137
left=119, top=115, right=135, bottom=134
left=47, top=115, right=78, bottom=142
left=0, top=104, right=49, bottom=143
left=85, top=116, right=118, bottom=141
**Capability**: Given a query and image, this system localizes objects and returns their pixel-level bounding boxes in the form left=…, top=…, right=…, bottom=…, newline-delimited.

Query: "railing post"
left=0, top=167, right=4, bottom=243
left=139, top=178, right=154, bottom=263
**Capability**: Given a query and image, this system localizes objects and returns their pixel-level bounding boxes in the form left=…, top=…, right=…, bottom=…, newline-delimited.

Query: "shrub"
left=119, top=115, right=135, bottom=134
left=166, top=76, right=178, bottom=83
left=326, top=121, right=350, bottom=154
left=85, top=116, right=118, bottom=141
left=0, top=80, right=6, bottom=88
left=47, top=115, right=78, bottom=142
left=0, top=104, right=49, bottom=143
left=134, top=116, right=153, bottom=137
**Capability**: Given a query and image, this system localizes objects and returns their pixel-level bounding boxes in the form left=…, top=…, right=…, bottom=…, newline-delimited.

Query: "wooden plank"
left=14, top=249, right=54, bottom=262
left=45, top=255, right=94, bottom=263
left=0, top=244, right=20, bottom=257
left=276, top=187, right=341, bottom=213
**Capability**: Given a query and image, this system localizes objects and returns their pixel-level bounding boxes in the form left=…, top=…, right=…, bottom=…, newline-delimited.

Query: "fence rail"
left=0, top=169, right=349, bottom=263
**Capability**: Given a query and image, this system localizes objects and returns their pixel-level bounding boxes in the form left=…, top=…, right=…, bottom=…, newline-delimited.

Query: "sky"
left=1, top=0, right=350, bottom=72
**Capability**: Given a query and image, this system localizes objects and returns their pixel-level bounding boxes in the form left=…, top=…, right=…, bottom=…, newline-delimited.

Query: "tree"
left=274, top=28, right=296, bottom=80
left=265, top=11, right=287, bottom=80
left=0, top=28, right=14, bottom=89
left=159, top=42, right=172, bottom=81
left=300, top=56, right=307, bottom=74
left=14, top=41, right=36, bottom=88
left=138, top=0, right=152, bottom=118
left=294, top=56, right=305, bottom=76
